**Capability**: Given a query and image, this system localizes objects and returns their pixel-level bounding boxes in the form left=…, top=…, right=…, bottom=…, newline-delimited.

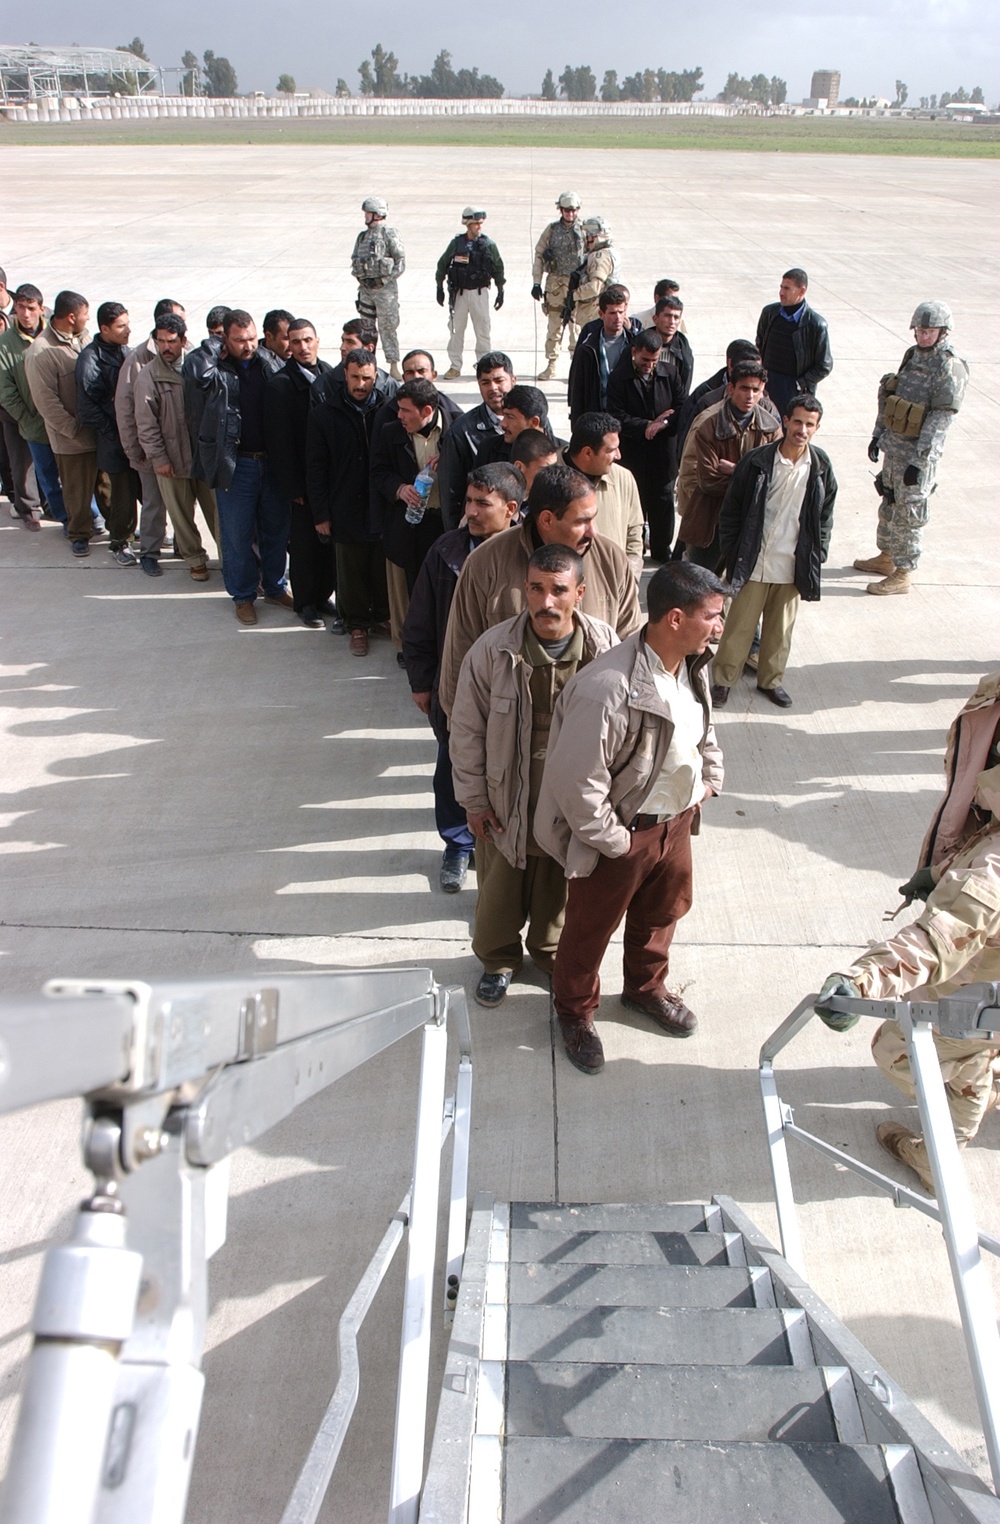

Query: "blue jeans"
left=28, top=440, right=67, bottom=522
left=215, top=457, right=290, bottom=603
left=434, top=741, right=474, bottom=853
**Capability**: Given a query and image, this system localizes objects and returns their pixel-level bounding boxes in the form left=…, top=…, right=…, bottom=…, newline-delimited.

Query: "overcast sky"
left=18, top=0, right=997, bottom=105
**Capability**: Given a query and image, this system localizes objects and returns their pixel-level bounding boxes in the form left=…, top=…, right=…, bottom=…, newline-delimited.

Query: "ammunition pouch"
left=882, top=394, right=926, bottom=439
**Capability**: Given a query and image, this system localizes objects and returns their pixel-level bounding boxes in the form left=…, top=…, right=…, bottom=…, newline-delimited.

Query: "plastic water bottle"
left=405, top=466, right=435, bottom=525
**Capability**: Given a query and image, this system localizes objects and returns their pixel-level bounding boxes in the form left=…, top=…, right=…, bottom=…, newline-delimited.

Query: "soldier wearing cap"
left=532, top=192, right=586, bottom=381
left=436, top=209, right=505, bottom=380
left=854, top=300, right=969, bottom=595
left=572, top=218, right=622, bottom=331
left=351, top=196, right=406, bottom=382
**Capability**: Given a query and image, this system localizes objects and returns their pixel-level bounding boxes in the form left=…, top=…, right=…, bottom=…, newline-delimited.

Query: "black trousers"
left=335, top=540, right=389, bottom=629
left=288, top=499, right=336, bottom=612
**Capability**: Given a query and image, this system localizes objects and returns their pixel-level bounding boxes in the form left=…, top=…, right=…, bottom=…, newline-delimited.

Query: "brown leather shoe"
left=265, top=590, right=294, bottom=609
left=235, top=600, right=257, bottom=625
left=558, top=1015, right=605, bottom=1074
left=190, top=563, right=210, bottom=581
left=621, top=988, right=698, bottom=1038
left=349, top=628, right=369, bottom=657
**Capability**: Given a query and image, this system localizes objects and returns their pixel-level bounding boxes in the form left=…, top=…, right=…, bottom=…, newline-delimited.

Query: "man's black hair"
left=343, top=347, right=377, bottom=370
left=223, top=308, right=254, bottom=333
left=206, top=305, right=231, bottom=331
left=154, top=313, right=187, bottom=340
left=475, top=350, right=513, bottom=378
left=342, top=317, right=378, bottom=347
left=14, top=283, right=43, bottom=305
left=96, top=301, right=127, bottom=330
left=569, top=411, right=619, bottom=455
left=510, top=429, right=559, bottom=468
left=53, top=290, right=87, bottom=320
left=467, top=461, right=524, bottom=501
left=598, top=284, right=630, bottom=311
left=725, top=338, right=760, bottom=366
left=263, top=308, right=294, bottom=335
left=287, top=317, right=316, bottom=335
left=398, top=378, right=439, bottom=411
left=729, top=360, right=767, bottom=385
left=631, top=328, right=662, bottom=354
left=503, top=384, right=547, bottom=420
left=646, top=563, right=725, bottom=622
left=402, top=348, right=435, bottom=370
left=654, top=295, right=684, bottom=315
left=528, top=542, right=585, bottom=583
left=783, top=267, right=808, bottom=288
left=653, top=278, right=680, bottom=300
left=785, top=391, right=823, bottom=420
left=154, top=298, right=183, bottom=321
left=526, top=463, right=593, bottom=522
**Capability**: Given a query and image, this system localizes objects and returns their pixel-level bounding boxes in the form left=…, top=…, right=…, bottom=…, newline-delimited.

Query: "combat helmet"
left=362, top=195, right=389, bottom=218
left=582, top=215, right=610, bottom=240
left=910, top=299, right=952, bottom=330
left=557, top=191, right=582, bottom=209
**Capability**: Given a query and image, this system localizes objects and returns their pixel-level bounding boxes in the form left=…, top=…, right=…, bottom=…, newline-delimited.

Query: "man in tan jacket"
left=23, top=289, right=102, bottom=556
left=676, top=361, right=781, bottom=571
left=438, top=463, right=641, bottom=715
left=450, top=545, right=618, bottom=1008
left=535, top=562, right=726, bottom=1074
left=562, top=412, right=645, bottom=579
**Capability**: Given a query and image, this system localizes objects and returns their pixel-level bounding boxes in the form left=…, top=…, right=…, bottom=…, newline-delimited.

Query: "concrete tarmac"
left=0, top=145, right=998, bottom=1518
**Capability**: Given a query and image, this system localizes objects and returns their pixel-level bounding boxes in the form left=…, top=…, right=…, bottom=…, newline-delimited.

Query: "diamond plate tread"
left=508, top=1262, right=765, bottom=1309
left=508, top=1229, right=737, bottom=1268
left=506, top=1306, right=807, bottom=1367
left=502, top=1438, right=903, bottom=1524
left=510, top=1203, right=717, bottom=1233
left=505, top=1362, right=844, bottom=1441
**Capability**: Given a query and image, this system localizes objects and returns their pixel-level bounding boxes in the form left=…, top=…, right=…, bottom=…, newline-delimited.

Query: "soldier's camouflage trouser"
left=356, top=280, right=400, bottom=363
left=542, top=277, right=578, bottom=362
left=872, top=1018, right=1000, bottom=1176
left=876, top=449, right=938, bottom=572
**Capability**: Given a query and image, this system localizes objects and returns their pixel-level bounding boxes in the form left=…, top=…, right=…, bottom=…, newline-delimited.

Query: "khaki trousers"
left=472, top=838, right=567, bottom=975
left=872, top=1018, right=1000, bottom=1175
left=712, top=580, right=800, bottom=691
left=158, top=476, right=216, bottom=566
left=55, top=450, right=100, bottom=540
left=386, top=559, right=409, bottom=650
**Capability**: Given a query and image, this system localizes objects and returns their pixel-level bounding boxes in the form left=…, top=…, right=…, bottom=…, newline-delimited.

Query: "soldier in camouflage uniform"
left=572, top=217, right=622, bottom=331
left=532, top=191, right=586, bottom=381
left=351, top=196, right=405, bottom=381
left=854, top=300, right=969, bottom=595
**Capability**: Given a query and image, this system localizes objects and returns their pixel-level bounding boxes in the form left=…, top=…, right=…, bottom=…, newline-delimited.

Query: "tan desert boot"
left=876, top=1121, right=936, bottom=1193
left=854, top=551, right=895, bottom=575
left=867, top=569, right=912, bottom=596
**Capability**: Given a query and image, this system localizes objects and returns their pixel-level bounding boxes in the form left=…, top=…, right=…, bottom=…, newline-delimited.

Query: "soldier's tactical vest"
left=353, top=227, right=396, bottom=283
left=447, top=237, right=493, bottom=291
left=881, top=341, right=968, bottom=438
left=544, top=220, right=586, bottom=277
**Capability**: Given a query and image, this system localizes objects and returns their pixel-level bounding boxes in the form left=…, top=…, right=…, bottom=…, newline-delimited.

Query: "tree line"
left=356, top=45, right=502, bottom=98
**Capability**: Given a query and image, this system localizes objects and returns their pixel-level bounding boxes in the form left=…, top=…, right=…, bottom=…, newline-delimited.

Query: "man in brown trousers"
left=23, top=289, right=102, bottom=558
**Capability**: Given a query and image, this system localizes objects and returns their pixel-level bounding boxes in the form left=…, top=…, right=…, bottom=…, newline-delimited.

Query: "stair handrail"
left=0, top=968, right=474, bottom=1524
left=759, top=982, right=1000, bottom=1493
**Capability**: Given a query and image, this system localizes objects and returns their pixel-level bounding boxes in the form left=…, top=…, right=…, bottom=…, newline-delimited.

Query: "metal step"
left=501, top=1438, right=910, bottom=1524
left=510, top=1202, right=724, bottom=1234
left=507, top=1261, right=774, bottom=1309
left=508, top=1228, right=745, bottom=1268
left=505, top=1361, right=864, bottom=1443
left=506, top=1305, right=814, bottom=1367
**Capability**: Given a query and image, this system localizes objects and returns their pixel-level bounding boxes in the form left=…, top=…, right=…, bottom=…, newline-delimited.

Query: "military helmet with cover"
left=910, top=299, right=952, bottom=331
left=462, top=206, right=487, bottom=221
left=582, top=215, right=609, bottom=238
left=362, top=195, right=389, bottom=218
left=557, top=191, right=582, bottom=210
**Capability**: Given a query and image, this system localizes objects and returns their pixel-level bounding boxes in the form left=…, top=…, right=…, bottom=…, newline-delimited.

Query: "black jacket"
left=567, top=316, right=642, bottom=425
left=718, top=441, right=837, bottom=603
left=606, top=350, right=685, bottom=479
left=305, top=378, right=387, bottom=544
left=184, top=343, right=282, bottom=491
left=371, top=388, right=462, bottom=460
left=755, top=301, right=833, bottom=389
left=371, top=410, right=453, bottom=565
left=437, top=402, right=507, bottom=530
left=263, top=356, right=335, bottom=509
left=401, top=525, right=476, bottom=744
left=76, top=337, right=129, bottom=473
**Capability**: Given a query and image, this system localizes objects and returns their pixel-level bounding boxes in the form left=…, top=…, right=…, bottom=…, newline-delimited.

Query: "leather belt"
left=630, top=812, right=672, bottom=832
left=238, top=450, right=268, bottom=460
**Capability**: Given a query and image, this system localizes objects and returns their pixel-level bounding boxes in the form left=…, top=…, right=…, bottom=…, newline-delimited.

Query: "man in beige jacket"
left=562, top=412, right=644, bottom=579
left=450, top=544, right=617, bottom=1008
left=23, top=289, right=101, bottom=556
left=535, top=562, right=726, bottom=1074
left=438, top=463, right=641, bottom=716
left=817, top=673, right=1000, bottom=1194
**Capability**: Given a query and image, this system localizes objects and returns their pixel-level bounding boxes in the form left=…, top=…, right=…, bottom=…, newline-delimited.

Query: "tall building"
left=810, top=70, right=841, bottom=106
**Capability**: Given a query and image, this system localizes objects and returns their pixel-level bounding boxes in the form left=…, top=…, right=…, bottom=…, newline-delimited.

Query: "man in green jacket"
left=0, top=283, right=48, bottom=528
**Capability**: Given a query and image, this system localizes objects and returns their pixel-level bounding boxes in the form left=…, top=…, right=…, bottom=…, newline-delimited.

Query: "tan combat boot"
left=389, top=361, right=402, bottom=381
left=853, top=550, right=895, bottom=575
left=442, top=366, right=461, bottom=380
left=537, top=361, right=557, bottom=382
left=876, top=1121, right=936, bottom=1194
left=867, top=569, right=911, bottom=596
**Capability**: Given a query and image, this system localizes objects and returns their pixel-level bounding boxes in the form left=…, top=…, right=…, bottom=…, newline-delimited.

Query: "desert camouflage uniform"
left=533, top=219, right=586, bottom=361
left=872, top=337, right=969, bottom=571
left=572, top=240, right=621, bottom=329
left=351, top=222, right=406, bottom=364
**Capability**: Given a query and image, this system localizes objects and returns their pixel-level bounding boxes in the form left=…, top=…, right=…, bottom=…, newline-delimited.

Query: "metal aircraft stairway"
left=422, top=1194, right=1000, bottom=1524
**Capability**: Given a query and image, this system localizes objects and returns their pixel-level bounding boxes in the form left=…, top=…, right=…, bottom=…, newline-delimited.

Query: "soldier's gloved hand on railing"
left=531, top=284, right=543, bottom=302
left=815, top=974, right=862, bottom=1031
left=867, top=437, right=880, bottom=463
left=898, top=866, right=936, bottom=902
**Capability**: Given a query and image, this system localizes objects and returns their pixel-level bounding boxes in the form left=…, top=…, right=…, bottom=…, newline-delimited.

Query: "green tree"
left=971, top=85, right=984, bottom=103
left=335, top=78, right=351, bottom=97
left=559, top=64, right=596, bottom=101
left=358, top=44, right=406, bottom=96
left=656, top=67, right=703, bottom=102
left=118, top=37, right=149, bottom=60
left=180, top=50, right=201, bottom=96
left=601, top=70, right=621, bottom=101
left=276, top=74, right=296, bottom=95
left=411, top=49, right=504, bottom=98
left=719, top=72, right=749, bottom=102
left=893, top=79, right=908, bottom=105
left=203, top=50, right=238, bottom=96
left=541, top=68, right=556, bottom=100
left=770, top=76, right=787, bottom=106
left=952, top=84, right=969, bottom=101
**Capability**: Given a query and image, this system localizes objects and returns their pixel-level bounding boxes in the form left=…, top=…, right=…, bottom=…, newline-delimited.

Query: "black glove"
left=531, top=284, right=543, bottom=302
left=436, top=287, right=445, bottom=308
left=867, top=437, right=880, bottom=464
left=815, top=974, right=863, bottom=1031
left=494, top=289, right=504, bottom=311
left=898, top=866, right=935, bottom=902
left=903, top=463, right=920, bottom=487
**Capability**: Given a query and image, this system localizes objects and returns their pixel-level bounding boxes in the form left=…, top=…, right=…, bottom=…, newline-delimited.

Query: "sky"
left=12, top=0, right=998, bottom=105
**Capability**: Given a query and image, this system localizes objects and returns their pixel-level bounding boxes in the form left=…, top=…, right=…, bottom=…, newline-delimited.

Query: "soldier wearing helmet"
left=854, top=299, right=969, bottom=595
left=435, top=207, right=505, bottom=380
left=571, top=217, right=622, bottom=331
left=350, top=196, right=406, bottom=381
left=532, top=192, right=586, bottom=381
